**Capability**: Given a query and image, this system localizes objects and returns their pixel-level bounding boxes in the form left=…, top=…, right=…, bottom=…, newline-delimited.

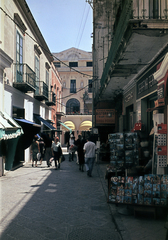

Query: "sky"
left=26, top=0, right=93, bottom=53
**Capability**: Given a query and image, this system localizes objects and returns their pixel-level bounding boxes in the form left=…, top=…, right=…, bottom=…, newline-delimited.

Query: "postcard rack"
left=108, top=174, right=168, bottom=208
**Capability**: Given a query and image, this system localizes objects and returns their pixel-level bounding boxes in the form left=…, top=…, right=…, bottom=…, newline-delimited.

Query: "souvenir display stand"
left=106, top=131, right=168, bottom=218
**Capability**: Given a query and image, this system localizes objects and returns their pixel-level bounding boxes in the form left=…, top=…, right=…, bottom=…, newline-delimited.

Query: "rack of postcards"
left=108, top=174, right=168, bottom=206
left=107, top=132, right=139, bottom=172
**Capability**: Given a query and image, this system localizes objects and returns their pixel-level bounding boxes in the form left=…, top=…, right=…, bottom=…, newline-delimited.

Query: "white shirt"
left=83, top=141, right=96, bottom=158
left=52, top=141, right=61, bottom=152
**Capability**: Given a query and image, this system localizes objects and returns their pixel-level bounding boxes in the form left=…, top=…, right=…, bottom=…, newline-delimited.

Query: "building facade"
left=0, top=0, right=62, bottom=173
left=53, top=48, right=93, bottom=144
left=90, top=0, right=168, bottom=173
left=91, top=0, right=168, bottom=138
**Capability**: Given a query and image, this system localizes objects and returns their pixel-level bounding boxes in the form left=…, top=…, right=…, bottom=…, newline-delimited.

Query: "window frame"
left=70, top=79, right=76, bottom=93
left=69, top=62, right=78, bottom=67
left=86, top=61, right=93, bottom=67
left=88, top=79, right=92, bottom=93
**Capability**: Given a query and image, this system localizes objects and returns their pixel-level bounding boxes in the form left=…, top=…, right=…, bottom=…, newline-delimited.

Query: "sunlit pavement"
left=0, top=150, right=167, bottom=240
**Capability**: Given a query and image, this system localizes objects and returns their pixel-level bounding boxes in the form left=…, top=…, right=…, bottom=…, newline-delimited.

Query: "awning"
left=58, top=121, right=72, bottom=133
left=0, top=111, right=23, bottom=171
left=79, top=121, right=92, bottom=131
left=34, top=115, right=56, bottom=131
left=14, top=118, right=41, bottom=149
left=0, top=111, right=23, bottom=140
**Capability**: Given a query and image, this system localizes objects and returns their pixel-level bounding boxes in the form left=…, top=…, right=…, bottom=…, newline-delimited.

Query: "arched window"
left=66, top=98, right=80, bottom=114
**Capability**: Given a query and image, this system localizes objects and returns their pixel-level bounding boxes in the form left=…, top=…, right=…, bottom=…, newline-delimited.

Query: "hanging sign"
left=96, top=109, right=115, bottom=125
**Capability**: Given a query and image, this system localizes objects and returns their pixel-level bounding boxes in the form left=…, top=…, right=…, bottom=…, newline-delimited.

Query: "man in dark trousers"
left=83, top=136, right=97, bottom=177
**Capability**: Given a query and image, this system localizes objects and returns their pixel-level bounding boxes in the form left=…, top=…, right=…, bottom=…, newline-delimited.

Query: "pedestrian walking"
left=83, top=136, right=97, bottom=177
left=69, top=134, right=75, bottom=161
left=41, top=133, right=52, bottom=167
left=31, top=135, right=40, bottom=167
left=75, top=135, right=85, bottom=172
left=51, top=137, right=62, bottom=169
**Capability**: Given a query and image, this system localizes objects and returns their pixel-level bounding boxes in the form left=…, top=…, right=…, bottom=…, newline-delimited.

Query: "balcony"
left=13, top=63, right=36, bottom=92
left=34, top=81, right=48, bottom=101
left=66, top=109, right=92, bottom=115
left=45, top=91, right=56, bottom=106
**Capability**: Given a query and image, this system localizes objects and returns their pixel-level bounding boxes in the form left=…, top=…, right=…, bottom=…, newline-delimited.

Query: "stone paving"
left=0, top=151, right=167, bottom=240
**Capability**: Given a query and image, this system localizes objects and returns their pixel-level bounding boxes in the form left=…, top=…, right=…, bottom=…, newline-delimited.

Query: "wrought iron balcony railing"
left=34, top=81, right=48, bottom=101
left=13, top=63, right=36, bottom=92
left=66, top=109, right=92, bottom=115
left=45, top=91, right=56, bottom=106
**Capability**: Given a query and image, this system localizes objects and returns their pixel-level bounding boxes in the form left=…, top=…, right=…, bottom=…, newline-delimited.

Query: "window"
left=86, top=61, right=93, bottom=67
left=46, top=69, right=49, bottom=86
left=69, top=62, right=78, bottom=67
left=66, top=98, right=80, bottom=114
left=54, top=62, right=61, bottom=68
left=16, top=31, right=23, bottom=82
left=153, top=0, right=159, bottom=19
left=88, top=79, right=92, bottom=93
left=70, top=79, right=76, bottom=93
left=81, top=81, right=84, bottom=88
left=63, top=82, right=66, bottom=88
left=35, top=55, right=40, bottom=93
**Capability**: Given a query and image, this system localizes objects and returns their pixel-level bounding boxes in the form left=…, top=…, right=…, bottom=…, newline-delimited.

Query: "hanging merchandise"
left=107, top=132, right=139, bottom=172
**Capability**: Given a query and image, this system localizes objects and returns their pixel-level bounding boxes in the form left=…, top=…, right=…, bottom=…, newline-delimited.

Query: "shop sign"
left=137, top=75, right=157, bottom=98
left=157, top=83, right=164, bottom=99
left=96, top=109, right=115, bottom=125
left=125, top=92, right=133, bottom=103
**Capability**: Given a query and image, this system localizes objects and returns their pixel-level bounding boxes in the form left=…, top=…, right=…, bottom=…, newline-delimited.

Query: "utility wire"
left=0, top=7, right=95, bottom=79
left=74, top=2, right=87, bottom=51
left=76, top=5, right=90, bottom=50
left=0, top=6, right=98, bottom=101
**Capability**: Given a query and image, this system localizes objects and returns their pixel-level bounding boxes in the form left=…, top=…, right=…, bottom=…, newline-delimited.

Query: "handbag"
left=37, top=152, right=41, bottom=160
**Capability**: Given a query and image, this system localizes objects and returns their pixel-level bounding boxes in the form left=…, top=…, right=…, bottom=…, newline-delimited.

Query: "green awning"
left=59, top=121, right=72, bottom=133
left=0, top=111, right=23, bottom=170
left=0, top=111, right=23, bottom=140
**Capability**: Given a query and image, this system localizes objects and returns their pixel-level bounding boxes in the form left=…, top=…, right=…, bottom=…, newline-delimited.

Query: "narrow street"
left=0, top=150, right=167, bottom=240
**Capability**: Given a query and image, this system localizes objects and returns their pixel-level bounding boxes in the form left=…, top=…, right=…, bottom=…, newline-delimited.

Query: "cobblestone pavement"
left=0, top=151, right=167, bottom=240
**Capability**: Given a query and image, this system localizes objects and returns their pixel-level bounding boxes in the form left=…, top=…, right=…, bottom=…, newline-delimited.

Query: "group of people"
left=69, top=134, right=97, bottom=177
left=31, top=133, right=97, bottom=177
left=31, top=133, right=62, bottom=170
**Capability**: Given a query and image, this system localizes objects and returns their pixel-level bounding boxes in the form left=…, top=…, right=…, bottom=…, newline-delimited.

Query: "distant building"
left=53, top=48, right=93, bottom=144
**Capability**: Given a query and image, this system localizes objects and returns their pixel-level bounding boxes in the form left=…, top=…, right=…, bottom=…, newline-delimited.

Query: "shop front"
left=0, top=111, right=23, bottom=174
left=14, top=118, right=41, bottom=166
left=122, top=83, right=136, bottom=132
left=105, top=51, right=168, bottom=213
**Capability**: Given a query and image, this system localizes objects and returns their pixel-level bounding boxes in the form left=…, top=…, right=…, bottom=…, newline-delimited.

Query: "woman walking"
left=31, top=135, right=40, bottom=167
left=52, top=137, right=62, bottom=169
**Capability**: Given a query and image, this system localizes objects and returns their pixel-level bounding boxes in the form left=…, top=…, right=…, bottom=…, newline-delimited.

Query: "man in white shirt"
left=83, top=136, right=96, bottom=177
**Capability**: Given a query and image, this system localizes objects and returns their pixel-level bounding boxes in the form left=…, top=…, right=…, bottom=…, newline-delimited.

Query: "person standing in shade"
left=41, top=133, right=52, bottom=167
left=51, top=137, right=62, bottom=169
left=31, top=135, right=40, bottom=167
left=38, top=136, right=45, bottom=165
left=75, top=135, right=85, bottom=172
left=83, top=136, right=97, bottom=177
